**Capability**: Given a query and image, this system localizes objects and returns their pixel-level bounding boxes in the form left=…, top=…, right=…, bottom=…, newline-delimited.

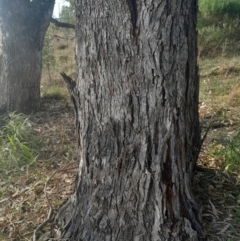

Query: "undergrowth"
left=0, top=112, right=42, bottom=178
left=221, top=131, right=240, bottom=171
left=198, top=0, right=240, bottom=57
left=207, top=131, right=240, bottom=172
left=41, top=82, right=68, bottom=100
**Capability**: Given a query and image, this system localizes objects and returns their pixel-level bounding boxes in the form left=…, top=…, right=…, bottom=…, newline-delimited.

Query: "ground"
left=0, top=97, right=77, bottom=240
left=196, top=57, right=240, bottom=241
left=0, top=26, right=240, bottom=241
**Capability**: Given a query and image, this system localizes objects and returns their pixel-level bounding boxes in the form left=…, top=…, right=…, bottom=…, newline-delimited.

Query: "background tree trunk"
left=0, top=0, right=54, bottom=114
left=56, top=0, right=203, bottom=240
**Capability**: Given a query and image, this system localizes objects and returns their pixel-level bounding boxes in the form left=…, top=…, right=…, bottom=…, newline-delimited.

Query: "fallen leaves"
left=194, top=166, right=240, bottom=241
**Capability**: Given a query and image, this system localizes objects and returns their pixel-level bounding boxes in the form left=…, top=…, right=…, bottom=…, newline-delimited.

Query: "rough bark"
left=0, top=0, right=55, bottom=114
left=56, top=0, right=204, bottom=240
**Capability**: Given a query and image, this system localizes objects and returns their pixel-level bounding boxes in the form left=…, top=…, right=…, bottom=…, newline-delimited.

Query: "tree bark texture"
left=0, top=0, right=55, bottom=114
left=56, top=0, right=203, bottom=240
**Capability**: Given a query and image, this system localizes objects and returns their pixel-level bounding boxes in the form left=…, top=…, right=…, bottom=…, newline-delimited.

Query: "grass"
left=41, top=82, right=68, bottom=100
left=216, top=131, right=240, bottom=172
left=199, top=56, right=240, bottom=108
left=199, top=55, right=240, bottom=173
left=199, top=57, right=240, bottom=104
left=0, top=113, right=42, bottom=178
left=229, top=84, right=240, bottom=106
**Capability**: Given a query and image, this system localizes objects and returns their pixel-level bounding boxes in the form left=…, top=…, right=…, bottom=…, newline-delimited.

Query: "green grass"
left=0, top=113, right=42, bottom=178
left=220, top=131, right=240, bottom=171
left=207, top=133, right=240, bottom=172
left=41, top=82, right=68, bottom=100
left=235, top=209, right=240, bottom=222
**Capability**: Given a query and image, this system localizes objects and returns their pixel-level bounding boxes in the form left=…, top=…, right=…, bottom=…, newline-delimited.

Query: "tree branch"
left=30, top=0, right=55, bottom=22
left=50, top=17, right=75, bottom=29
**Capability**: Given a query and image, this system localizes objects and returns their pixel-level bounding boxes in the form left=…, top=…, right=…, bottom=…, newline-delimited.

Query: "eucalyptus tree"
left=0, top=0, right=74, bottom=114
left=55, top=0, right=204, bottom=240
left=0, top=0, right=55, bottom=114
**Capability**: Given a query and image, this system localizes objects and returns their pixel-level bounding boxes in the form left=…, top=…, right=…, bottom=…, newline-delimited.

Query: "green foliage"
left=209, top=131, right=240, bottom=171
left=43, top=34, right=55, bottom=68
left=0, top=113, right=41, bottom=177
left=235, top=209, right=240, bottom=222
left=42, top=34, right=56, bottom=80
left=65, top=0, right=74, bottom=7
left=59, top=5, right=75, bottom=24
left=42, top=83, right=67, bottom=100
left=198, top=0, right=240, bottom=57
left=199, top=0, right=240, bottom=19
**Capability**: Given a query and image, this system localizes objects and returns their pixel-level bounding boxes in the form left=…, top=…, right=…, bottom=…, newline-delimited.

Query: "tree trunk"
left=0, top=0, right=54, bottom=114
left=56, top=0, right=204, bottom=240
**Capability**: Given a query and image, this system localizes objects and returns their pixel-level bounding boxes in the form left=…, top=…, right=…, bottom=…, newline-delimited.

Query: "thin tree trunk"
left=0, top=0, right=54, bottom=114
left=56, top=0, right=204, bottom=240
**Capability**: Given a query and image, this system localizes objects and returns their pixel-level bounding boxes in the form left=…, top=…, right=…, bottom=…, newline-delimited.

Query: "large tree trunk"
left=0, top=0, right=54, bottom=114
left=56, top=0, right=204, bottom=240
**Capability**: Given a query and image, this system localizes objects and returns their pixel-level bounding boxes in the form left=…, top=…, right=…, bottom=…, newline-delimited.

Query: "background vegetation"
left=198, top=0, right=240, bottom=57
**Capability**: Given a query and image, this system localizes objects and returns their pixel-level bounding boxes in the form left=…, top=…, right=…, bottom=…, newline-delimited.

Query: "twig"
left=50, top=18, right=75, bottom=29
left=58, top=167, right=77, bottom=173
left=201, top=120, right=215, bottom=147
left=33, top=162, right=76, bottom=241
left=0, top=197, right=9, bottom=204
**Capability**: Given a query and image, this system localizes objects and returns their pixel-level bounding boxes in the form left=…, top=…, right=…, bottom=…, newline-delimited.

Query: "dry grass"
left=199, top=56, right=240, bottom=109
left=229, top=85, right=240, bottom=106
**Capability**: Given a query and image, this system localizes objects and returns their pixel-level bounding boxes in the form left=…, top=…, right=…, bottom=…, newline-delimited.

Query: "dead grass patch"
left=229, top=85, right=240, bottom=107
